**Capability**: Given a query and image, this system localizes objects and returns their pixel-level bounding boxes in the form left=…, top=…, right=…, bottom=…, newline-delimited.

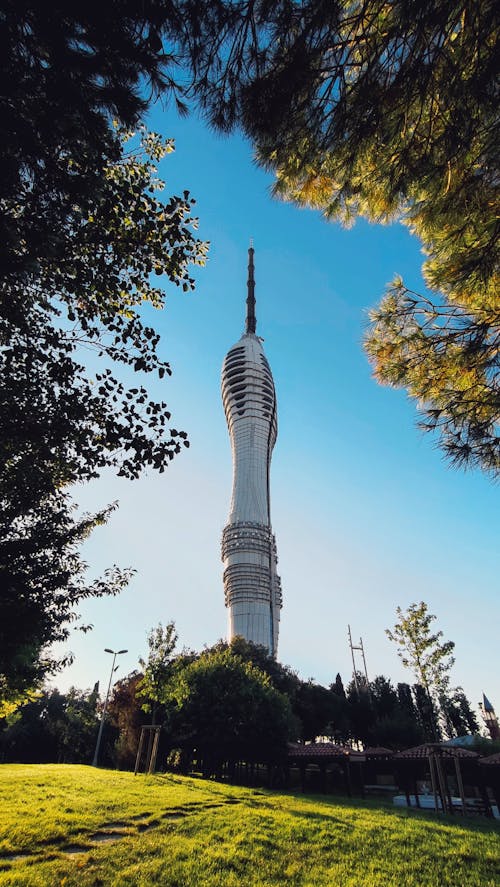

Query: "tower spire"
left=246, top=241, right=256, bottom=334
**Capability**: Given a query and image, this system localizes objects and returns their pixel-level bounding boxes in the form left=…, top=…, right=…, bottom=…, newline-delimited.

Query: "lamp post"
left=92, top=647, right=128, bottom=767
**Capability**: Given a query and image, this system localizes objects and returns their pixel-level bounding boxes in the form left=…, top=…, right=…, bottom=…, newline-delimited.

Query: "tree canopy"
left=1, top=0, right=181, bottom=278
left=138, top=621, right=178, bottom=724
left=2, top=129, right=206, bottom=496
left=386, top=602, right=456, bottom=694
left=162, top=647, right=294, bottom=775
left=6, top=3, right=497, bottom=474
left=0, top=127, right=206, bottom=703
left=1, top=0, right=208, bottom=704
left=0, top=496, right=130, bottom=707
left=386, top=601, right=457, bottom=738
left=0, top=686, right=100, bottom=764
left=165, top=0, right=499, bottom=474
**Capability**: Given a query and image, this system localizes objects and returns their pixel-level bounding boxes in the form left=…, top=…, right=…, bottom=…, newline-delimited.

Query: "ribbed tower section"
left=221, top=246, right=282, bottom=656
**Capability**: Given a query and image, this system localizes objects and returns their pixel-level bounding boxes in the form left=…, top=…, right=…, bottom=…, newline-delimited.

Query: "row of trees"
left=1, top=606, right=482, bottom=772
left=0, top=655, right=479, bottom=771
left=0, top=687, right=100, bottom=765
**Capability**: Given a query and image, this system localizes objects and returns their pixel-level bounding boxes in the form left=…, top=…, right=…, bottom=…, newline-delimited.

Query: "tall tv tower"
left=221, top=245, right=282, bottom=655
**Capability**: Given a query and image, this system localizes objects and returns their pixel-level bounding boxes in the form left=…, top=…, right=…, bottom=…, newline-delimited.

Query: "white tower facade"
left=221, top=246, right=282, bottom=656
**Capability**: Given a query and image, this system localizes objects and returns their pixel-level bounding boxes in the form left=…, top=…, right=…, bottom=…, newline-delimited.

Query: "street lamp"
left=92, top=647, right=128, bottom=767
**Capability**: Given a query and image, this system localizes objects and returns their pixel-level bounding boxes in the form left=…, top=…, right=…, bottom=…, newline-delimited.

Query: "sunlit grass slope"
left=1, top=765, right=499, bottom=886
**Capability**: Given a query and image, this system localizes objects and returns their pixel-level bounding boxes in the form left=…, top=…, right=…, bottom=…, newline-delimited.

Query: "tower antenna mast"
left=246, top=241, right=256, bottom=334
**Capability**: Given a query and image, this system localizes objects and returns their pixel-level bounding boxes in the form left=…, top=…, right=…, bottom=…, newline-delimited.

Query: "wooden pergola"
left=393, top=743, right=492, bottom=816
left=286, top=744, right=399, bottom=796
left=355, top=747, right=396, bottom=794
left=287, top=742, right=362, bottom=794
left=284, top=741, right=500, bottom=819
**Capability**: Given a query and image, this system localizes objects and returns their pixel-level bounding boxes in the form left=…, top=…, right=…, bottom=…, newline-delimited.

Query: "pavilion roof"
left=394, top=743, right=478, bottom=760
left=363, top=747, right=395, bottom=758
left=479, top=752, right=500, bottom=766
left=287, top=743, right=397, bottom=761
left=287, top=742, right=353, bottom=759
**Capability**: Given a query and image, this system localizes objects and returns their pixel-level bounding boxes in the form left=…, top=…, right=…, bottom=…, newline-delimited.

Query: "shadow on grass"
left=288, top=788, right=500, bottom=835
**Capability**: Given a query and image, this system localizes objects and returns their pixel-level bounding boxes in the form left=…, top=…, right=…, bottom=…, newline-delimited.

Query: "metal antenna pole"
left=348, top=624, right=359, bottom=695
left=348, top=626, right=370, bottom=696
left=360, top=636, right=370, bottom=686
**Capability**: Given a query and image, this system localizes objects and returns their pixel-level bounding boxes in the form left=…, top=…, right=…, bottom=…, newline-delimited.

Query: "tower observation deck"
left=221, top=246, right=282, bottom=656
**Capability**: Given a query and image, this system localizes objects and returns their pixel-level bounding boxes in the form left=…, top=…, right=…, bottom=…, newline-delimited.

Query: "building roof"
left=394, top=743, right=478, bottom=760
left=287, top=742, right=352, bottom=759
left=285, top=743, right=398, bottom=762
left=362, top=747, right=395, bottom=758
left=479, top=752, right=500, bottom=766
left=483, top=693, right=495, bottom=713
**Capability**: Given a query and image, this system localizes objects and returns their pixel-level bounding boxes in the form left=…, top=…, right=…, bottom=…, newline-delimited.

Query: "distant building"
left=479, top=693, right=500, bottom=740
left=221, top=246, right=282, bottom=655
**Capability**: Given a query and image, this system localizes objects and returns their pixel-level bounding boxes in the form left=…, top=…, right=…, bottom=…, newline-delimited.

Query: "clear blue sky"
left=55, top=101, right=499, bottom=720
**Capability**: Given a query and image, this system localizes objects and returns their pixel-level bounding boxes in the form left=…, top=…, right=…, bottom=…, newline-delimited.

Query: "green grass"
left=0, top=765, right=499, bottom=886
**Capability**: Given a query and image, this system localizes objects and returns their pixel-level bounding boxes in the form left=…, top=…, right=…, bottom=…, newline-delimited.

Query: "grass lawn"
left=0, top=765, right=499, bottom=886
